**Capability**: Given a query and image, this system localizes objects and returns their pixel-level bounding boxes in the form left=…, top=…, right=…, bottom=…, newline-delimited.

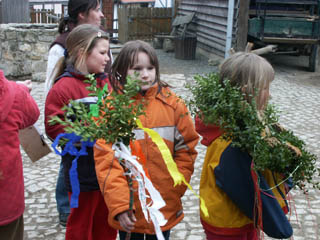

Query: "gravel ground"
left=20, top=48, right=320, bottom=240
left=156, top=49, right=217, bottom=77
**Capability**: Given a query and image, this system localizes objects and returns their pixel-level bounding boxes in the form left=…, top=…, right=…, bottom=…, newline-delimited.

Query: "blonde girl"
left=45, top=24, right=117, bottom=240
left=196, top=52, right=293, bottom=240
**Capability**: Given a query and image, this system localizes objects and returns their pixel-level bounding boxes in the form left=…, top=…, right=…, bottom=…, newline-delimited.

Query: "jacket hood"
left=0, top=70, right=15, bottom=122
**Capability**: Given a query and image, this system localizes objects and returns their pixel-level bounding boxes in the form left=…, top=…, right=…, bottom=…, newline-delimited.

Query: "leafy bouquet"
left=186, top=73, right=319, bottom=190
left=49, top=74, right=169, bottom=240
left=49, top=74, right=145, bottom=146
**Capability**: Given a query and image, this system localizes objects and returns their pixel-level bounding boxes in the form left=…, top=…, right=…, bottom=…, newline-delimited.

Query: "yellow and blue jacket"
left=196, top=118, right=292, bottom=238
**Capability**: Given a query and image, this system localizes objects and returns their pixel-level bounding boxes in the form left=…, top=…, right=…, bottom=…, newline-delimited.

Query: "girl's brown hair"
left=219, top=52, right=274, bottom=110
left=49, top=24, right=109, bottom=86
left=111, top=40, right=169, bottom=93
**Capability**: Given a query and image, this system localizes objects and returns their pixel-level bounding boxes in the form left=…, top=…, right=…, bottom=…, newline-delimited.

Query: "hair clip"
left=97, top=31, right=102, bottom=38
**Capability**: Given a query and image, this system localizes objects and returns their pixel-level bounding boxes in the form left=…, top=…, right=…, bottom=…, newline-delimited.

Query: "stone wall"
left=0, top=24, right=58, bottom=81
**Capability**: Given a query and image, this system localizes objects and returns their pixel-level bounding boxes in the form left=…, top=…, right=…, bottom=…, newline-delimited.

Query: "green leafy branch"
left=49, top=73, right=145, bottom=146
left=185, top=73, right=319, bottom=190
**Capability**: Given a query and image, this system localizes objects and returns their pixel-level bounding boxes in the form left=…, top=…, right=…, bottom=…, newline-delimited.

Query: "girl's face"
left=257, top=81, right=270, bottom=110
left=86, top=39, right=110, bottom=74
left=78, top=3, right=104, bottom=26
left=127, top=52, right=156, bottom=91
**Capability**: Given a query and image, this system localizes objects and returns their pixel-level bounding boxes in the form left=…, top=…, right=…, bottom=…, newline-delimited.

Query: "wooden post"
left=118, top=6, right=129, bottom=43
left=30, top=7, right=36, bottom=23
left=2, top=0, right=30, bottom=23
left=236, top=0, right=250, bottom=51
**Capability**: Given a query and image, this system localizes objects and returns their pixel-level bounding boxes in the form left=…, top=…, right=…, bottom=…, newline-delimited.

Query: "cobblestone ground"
left=21, top=53, right=320, bottom=239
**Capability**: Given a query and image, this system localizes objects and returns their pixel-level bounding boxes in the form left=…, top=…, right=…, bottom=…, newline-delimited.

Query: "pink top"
left=0, top=70, right=40, bottom=225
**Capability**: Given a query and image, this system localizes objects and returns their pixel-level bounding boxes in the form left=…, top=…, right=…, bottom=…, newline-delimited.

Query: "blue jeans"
left=56, top=162, right=70, bottom=214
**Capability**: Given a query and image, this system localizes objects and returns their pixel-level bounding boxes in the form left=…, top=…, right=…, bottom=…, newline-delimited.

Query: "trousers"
left=0, top=215, right=24, bottom=240
left=119, top=230, right=170, bottom=240
left=66, top=191, right=117, bottom=240
left=56, top=161, right=70, bottom=214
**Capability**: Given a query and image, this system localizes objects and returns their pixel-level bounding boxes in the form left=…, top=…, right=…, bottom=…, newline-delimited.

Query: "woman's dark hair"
left=111, top=40, right=170, bottom=93
left=58, top=0, right=100, bottom=33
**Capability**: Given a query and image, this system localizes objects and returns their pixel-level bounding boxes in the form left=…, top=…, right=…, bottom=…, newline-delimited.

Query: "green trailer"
left=248, top=0, right=320, bottom=71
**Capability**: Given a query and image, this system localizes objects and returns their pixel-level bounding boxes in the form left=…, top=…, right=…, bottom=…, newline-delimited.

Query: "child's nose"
left=105, top=54, right=110, bottom=62
left=141, top=69, right=148, bottom=77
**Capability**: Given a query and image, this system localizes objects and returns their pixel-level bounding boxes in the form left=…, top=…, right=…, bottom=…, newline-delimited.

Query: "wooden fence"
left=118, top=7, right=172, bottom=43
left=30, top=9, right=61, bottom=24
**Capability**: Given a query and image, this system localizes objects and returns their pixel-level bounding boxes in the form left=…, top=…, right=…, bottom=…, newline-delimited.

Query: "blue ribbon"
left=52, top=133, right=95, bottom=208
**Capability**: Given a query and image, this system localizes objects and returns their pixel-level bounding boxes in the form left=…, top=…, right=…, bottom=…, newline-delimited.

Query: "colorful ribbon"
left=88, top=83, right=109, bottom=117
left=52, top=132, right=95, bottom=208
left=136, top=119, right=209, bottom=217
left=113, top=142, right=167, bottom=240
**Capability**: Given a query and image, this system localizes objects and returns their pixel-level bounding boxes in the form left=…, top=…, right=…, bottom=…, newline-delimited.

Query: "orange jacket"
left=94, top=85, right=199, bottom=234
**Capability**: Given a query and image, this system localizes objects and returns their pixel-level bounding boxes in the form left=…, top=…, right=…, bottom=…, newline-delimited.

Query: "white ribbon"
left=113, top=142, right=167, bottom=240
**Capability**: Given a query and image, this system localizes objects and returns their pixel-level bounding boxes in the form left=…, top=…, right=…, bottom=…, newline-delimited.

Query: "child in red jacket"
left=0, top=70, right=40, bottom=240
left=45, top=24, right=117, bottom=240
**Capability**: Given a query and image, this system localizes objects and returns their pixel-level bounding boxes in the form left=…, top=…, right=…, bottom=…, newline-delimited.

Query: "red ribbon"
left=130, top=140, right=150, bottom=179
left=250, top=161, right=263, bottom=239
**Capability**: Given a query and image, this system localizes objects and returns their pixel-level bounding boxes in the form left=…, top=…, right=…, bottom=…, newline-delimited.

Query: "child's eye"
left=148, top=67, right=154, bottom=70
left=133, top=67, right=142, bottom=71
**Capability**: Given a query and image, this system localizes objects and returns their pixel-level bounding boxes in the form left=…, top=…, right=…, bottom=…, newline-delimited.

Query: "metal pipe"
left=172, top=0, right=175, bottom=17
left=225, top=0, right=235, bottom=58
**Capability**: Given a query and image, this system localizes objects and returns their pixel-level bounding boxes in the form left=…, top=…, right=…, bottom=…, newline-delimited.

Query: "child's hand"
left=17, top=80, right=32, bottom=92
left=117, top=211, right=136, bottom=232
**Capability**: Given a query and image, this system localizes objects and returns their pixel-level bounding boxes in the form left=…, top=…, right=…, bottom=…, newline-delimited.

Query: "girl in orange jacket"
left=94, top=40, right=199, bottom=240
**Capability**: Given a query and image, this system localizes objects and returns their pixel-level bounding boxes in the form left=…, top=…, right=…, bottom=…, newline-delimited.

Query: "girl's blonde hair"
left=49, top=24, right=109, bottom=87
left=110, top=40, right=169, bottom=93
left=219, top=52, right=274, bottom=110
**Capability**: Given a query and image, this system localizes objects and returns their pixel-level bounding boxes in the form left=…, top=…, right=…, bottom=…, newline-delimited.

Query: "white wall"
left=154, top=0, right=172, bottom=8
left=33, top=3, right=62, bottom=14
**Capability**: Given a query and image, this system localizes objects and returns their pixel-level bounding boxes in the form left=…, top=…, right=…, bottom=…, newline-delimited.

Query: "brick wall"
left=102, top=0, right=114, bottom=32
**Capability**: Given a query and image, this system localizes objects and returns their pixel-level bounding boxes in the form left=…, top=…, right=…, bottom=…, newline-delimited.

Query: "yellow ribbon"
left=136, top=119, right=209, bottom=217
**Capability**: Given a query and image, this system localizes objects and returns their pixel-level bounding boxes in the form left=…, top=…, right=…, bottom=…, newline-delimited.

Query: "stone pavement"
left=21, top=64, right=320, bottom=239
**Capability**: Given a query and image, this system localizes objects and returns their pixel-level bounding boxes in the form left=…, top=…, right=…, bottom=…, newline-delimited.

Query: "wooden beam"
left=263, top=37, right=319, bottom=44
left=252, top=44, right=278, bottom=55
left=236, top=0, right=250, bottom=51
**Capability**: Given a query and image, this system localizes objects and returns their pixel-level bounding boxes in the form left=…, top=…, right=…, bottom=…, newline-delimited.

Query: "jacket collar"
left=56, top=64, right=107, bottom=84
left=135, top=84, right=160, bottom=100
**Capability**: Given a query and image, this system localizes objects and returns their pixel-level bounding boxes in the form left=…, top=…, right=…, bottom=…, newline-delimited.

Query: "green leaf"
left=185, top=72, right=319, bottom=190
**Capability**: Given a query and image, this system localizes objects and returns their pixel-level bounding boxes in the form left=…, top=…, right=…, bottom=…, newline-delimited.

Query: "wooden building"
left=177, top=0, right=249, bottom=58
